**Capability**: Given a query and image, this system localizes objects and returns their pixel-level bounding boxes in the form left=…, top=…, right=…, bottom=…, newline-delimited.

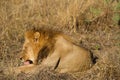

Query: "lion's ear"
left=34, top=32, right=40, bottom=42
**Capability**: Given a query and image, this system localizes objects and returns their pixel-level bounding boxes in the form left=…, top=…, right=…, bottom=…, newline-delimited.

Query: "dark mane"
left=32, top=27, right=60, bottom=64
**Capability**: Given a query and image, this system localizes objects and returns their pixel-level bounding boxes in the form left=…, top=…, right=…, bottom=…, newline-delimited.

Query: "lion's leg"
left=14, top=64, right=38, bottom=74
left=41, top=53, right=60, bottom=69
left=3, top=64, right=37, bottom=75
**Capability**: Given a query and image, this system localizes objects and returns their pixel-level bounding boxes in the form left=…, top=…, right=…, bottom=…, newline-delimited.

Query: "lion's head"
left=19, top=30, right=51, bottom=65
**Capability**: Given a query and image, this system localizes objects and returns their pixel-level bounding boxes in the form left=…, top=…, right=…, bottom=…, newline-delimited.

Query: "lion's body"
left=18, top=29, right=93, bottom=73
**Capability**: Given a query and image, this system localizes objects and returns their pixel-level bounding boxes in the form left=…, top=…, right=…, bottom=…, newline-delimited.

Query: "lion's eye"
left=23, top=46, right=27, bottom=50
left=25, top=46, right=27, bottom=49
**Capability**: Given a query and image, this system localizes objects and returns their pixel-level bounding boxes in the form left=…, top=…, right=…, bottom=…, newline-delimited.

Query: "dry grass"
left=0, top=0, right=120, bottom=80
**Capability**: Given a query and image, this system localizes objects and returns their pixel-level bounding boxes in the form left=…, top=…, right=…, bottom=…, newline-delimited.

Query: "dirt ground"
left=0, top=0, right=120, bottom=80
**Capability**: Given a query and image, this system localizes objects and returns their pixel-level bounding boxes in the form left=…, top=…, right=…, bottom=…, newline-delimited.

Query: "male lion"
left=17, top=29, right=93, bottom=73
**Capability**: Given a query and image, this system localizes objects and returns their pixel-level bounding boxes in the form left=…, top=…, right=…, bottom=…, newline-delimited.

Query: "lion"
left=16, top=29, right=93, bottom=74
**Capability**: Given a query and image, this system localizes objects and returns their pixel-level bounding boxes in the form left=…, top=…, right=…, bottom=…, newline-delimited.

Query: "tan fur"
left=18, top=29, right=93, bottom=74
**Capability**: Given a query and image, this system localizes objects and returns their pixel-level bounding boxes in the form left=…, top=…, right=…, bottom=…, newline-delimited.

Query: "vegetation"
left=0, top=0, right=120, bottom=80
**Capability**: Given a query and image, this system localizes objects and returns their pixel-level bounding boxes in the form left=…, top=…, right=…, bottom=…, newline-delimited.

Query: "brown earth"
left=0, top=0, right=120, bottom=80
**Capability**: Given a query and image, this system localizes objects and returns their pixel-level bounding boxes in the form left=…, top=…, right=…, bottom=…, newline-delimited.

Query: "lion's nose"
left=20, top=57, right=24, bottom=61
left=20, top=57, right=22, bottom=60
